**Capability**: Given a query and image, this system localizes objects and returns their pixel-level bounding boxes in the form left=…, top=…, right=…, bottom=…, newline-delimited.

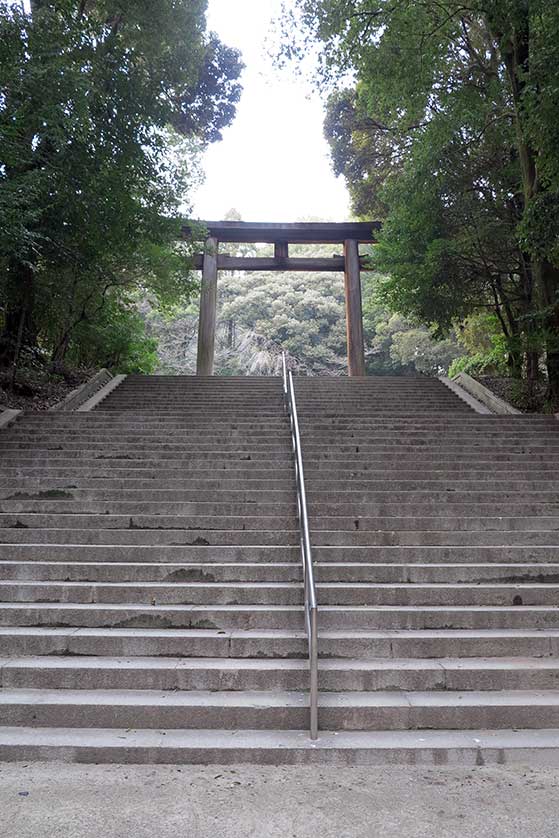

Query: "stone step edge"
left=0, top=626, right=559, bottom=644
left=3, top=655, right=559, bottom=672
left=5, top=687, right=559, bottom=707
left=2, top=580, right=559, bottom=590
left=1, top=727, right=559, bottom=766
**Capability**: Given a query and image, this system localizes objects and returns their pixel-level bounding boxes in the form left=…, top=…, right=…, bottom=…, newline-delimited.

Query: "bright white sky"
left=192, top=0, right=351, bottom=223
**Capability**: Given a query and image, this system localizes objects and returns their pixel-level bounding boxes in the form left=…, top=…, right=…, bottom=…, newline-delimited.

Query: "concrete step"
left=0, top=528, right=299, bottom=546
left=316, top=606, right=559, bottom=630
left=311, top=516, right=559, bottom=532
left=2, top=512, right=555, bottom=533
left=100, top=403, right=285, bottom=411
left=101, top=406, right=285, bottom=414
left=307, top=456, right=559, bottom=469
left=20, top=415, right=551, bottom=427
left=8, top=525, right=559, bottom=547
left=315, top=563, right=559, bottom=583
left=6, top=543, right=559, bottom=564
left=3, top=560, right=559, bottom=584
left=0, top=477, right=296, bottom=492
left=0, top=544, right=299, bottom=563
left=0, top=442, right=292, bottom=454
left=8, top=487, right=553, bottom=504
left=302, top=443, right=559, bottom=454
left=313, top=690, right=559, bottom=731
left=0, top=467, right=295, bottom=480
left=3, top=432, right=292, bottom=445
left=311, top=531, right=559, bottom=546
left=308, top=480, right=559, bottom=492
left=0, top=657, right=311, bottom=691
left=0, top=626, right=308, bottom=658
left=296, top=409, right=476, bottom=416
left=2, top=726, right=559, bottom=765
left=300, top=432, right=559, bottom=444
left=2, top=602, right=559, bottom=630
left=312, top=545, right=559, bottom=563
left=15, top=479, right=559, bottom=496
left=16, top=421, right=291, bottom=432
left=308, top=503, right=559, bottom=517
left=315, top=583, right=559, bottom=606
left=0, top=450, right=294, bottom=463
left=296, top=407, right=475, bottom=415
left=3, top=655, right=559, bottom=691
left=2, top=687, right=559, bottom=731
left=0, top=513, right=298, bottom=531
left=0, top=580, right=304, bottom=605
left=0, top=561, right=303, bottom=583
left=3, top=561, right=559, bottom=585
left=13, top=465, right=557, bottom=481
left=3, top=625, right=559, bottom=658
left=0, top=457, right=295, bottom=470
left=0, top=602, right=304, bottom=630
left=0, top=500, right=298, bottom=515
left=2, top=580, right=558, bottom=607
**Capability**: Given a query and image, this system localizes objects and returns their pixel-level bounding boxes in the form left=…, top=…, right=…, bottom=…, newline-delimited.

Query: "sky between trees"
left=192, top=0, right=351, bottom=222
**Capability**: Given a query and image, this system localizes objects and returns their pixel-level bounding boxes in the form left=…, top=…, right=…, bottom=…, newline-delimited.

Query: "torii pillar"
left=343, top=239, right=366, bottom=377
left=196, top=237, right=218, bottom=376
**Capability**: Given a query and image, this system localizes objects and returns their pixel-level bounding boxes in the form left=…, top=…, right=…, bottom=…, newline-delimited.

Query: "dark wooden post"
left=343, top=239, right=366, bottom=377
left=274, top=241, right=289, bottom=260
left=196, top=236, right=218, bottom=376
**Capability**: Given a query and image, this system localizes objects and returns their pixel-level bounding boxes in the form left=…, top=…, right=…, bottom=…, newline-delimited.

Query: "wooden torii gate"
left=184, top=220, right=380, bottom=377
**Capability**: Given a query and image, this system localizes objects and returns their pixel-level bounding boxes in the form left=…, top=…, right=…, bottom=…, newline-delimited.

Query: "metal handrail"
left=281, top=352, right=318, bottom=739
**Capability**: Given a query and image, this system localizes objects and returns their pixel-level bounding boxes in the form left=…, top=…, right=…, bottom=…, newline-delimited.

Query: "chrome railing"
left=281, top=352, right=318, bottom=739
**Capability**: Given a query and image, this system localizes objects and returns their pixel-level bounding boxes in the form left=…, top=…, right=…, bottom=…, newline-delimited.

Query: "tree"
left=280, top=0, right=559, bottom=396
left=483, top=1, right=559, bottom=395
left=0, top=0, right=243, bottom=381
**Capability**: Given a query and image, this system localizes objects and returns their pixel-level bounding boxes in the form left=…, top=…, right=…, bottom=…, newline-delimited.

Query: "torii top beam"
left=183, top=220, right=380, bottom=245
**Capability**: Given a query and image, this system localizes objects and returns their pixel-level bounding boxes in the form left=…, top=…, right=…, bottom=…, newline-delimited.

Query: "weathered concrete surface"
left=439, top=376, right=491, bottom=414
left=0, top=409, right=22, bottom=430
left=1, top=763, right=558, bottom=838
left=451, top=372, right=521, bottom=415
left=76, top=374, right=127, bottom=412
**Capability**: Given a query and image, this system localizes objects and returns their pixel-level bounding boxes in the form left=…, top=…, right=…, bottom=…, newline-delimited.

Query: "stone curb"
left=438, top=377, right=491, bottom=414
left=76, top=375, right=127, bottom=412
left=0, top=408, right=22, bottom=430
left=50, top=369, right=113, bottom=412
left=451, top=372, right=521, bottom=415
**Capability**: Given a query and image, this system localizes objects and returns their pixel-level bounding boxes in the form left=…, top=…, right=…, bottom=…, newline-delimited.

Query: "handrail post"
left=309, top=605, right=318, bottom=740
left=281, top=352, right=319, bottom=740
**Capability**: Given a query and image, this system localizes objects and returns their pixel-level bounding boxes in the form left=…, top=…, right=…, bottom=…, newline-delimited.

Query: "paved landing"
left=1, top=762, right=558, bottom=838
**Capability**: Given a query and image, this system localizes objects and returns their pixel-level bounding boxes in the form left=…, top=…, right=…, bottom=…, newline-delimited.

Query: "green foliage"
left=281, top=0, right=559, bottom=391
left=362, top=276, right=462, bottom=376
left=69, top=298, right=159, bottom=375
left=219, top=255, right=347, bottom=374
left=456, top=313, right=503, bottom=356
left=0, top=0, right=242, bottom=378
left=448, top=350, right=509, bottom=380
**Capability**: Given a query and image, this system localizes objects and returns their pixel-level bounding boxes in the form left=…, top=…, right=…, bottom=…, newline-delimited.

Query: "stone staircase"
left=297, top=377, right=559, bottom=754
left=1, top=373, right=559, bottom=764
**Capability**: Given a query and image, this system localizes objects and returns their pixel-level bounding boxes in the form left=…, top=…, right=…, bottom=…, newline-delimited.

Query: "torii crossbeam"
left=183, top=220, right=381, bottom=377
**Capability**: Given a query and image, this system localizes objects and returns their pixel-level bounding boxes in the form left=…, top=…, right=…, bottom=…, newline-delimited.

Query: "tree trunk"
left=534, top=259, right=559, bottom=402
left=491, top=13, right=559, bottom=399
left=50, top=332, right=72, bottom=375
left=0, top=261, right=37, bottom=375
